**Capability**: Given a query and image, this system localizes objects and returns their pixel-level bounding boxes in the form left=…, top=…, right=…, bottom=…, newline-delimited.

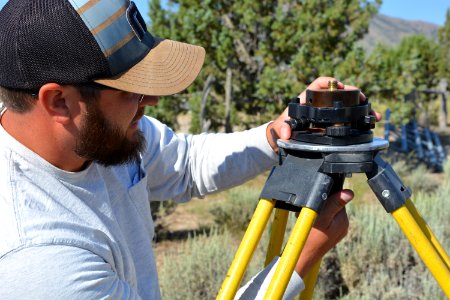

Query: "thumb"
left=279, top=121, right=291, bottom=140
left=266, top=119, right=292, bottom=153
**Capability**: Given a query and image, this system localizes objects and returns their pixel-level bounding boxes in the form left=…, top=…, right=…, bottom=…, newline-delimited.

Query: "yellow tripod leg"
left=391, top=203, right=450, bottom=298
left=265, top=208, right=289, bottom=266
left=217, top=198, right=275, bottom=300
left=405, top=198, right=450, bottom=268
left=264, top=207, right=318, bottom=300
left=298, top=259, right=321, bottom=300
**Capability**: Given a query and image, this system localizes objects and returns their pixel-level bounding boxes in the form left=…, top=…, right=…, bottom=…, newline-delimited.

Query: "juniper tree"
left=147, top=0, right=380, bottom=132
left=361, top=36, right=441, bottom=125
left=438, top=9, right=450, bottom=91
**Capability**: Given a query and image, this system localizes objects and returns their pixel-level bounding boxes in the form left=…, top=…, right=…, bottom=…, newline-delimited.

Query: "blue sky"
left=0, top=0, right=448, bottom=25
left=131, top=0, right=450, bottom=26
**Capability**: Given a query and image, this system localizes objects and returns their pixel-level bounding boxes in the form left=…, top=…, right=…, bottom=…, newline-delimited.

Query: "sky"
left=131, top=0, right=450, bottom=26
left=0, top=0, right=448, bottom=26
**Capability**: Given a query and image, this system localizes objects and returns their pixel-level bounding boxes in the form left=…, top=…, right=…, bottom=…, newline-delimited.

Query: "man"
left=0, top=0, right=365, bottom=299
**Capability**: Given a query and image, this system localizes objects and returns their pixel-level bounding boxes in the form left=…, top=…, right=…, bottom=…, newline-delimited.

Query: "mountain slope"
left=360, top=14, right=440, bottom=52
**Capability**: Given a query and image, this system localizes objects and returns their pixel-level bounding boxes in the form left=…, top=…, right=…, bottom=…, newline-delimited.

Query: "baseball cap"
left=0, top=0, right=205, bottom=96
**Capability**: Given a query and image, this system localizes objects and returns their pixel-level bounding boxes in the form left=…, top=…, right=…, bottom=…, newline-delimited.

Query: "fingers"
left=324, top=189, right=353, bottom=216
left=314, top=189, right=353, bottom=230
left=298, top=77, right=367, bottom=104
left=294, top=189, right=354, bottom=277
left=331, top=208, right=350, bottom=241
left=309, top=77, right=344, bottom=89
left=294, top=190, right=352, bottom=277
left=297, top=77, right=342, bottom=103
left=371, top=110, right=382, bottom=122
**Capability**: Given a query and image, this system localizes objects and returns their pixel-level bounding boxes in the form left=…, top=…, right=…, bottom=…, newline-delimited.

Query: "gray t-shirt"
left=0, top=113, right=305, bottom=299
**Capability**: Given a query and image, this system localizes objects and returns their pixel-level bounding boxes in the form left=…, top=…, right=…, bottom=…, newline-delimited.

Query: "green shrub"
left=391, top=160, right=439, bottom=194
left=209, top=186, right=261, bottom=233
left=406, top=164, right=439, bottom=194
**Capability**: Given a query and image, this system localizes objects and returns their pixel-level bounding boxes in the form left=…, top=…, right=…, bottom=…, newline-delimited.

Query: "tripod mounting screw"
left=328, top=80, right=338, bottom=91
left=382, top=190, right=390, bottom=198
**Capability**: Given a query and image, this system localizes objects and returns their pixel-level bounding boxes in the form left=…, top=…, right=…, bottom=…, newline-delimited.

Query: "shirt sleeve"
left=140, top=116, right=278, bottom=202
left=0, top=245, right=141, bottom=300
left=235, top=257, right=305, bottom=300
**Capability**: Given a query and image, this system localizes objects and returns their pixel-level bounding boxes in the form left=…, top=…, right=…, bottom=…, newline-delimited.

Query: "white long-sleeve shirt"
left=0, top=113, right=303, bottom=299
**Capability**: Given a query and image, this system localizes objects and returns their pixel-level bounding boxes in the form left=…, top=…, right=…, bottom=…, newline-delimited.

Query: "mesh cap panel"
left=0, top=0, right=111, bottom=90
left=0, top=0, right=206, bottom=97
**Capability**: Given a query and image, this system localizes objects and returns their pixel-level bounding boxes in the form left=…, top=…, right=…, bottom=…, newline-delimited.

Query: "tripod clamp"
left=367, top=154, right=412, bottom=213
left=260, top=138, right=412, bottom=214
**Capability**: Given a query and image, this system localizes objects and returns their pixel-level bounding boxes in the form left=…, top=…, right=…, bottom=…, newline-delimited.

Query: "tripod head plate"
left=277, top=138, right=389, bottom=153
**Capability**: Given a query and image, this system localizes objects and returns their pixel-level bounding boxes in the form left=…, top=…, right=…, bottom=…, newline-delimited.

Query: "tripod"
left=216, top=83, right=450, bottom=299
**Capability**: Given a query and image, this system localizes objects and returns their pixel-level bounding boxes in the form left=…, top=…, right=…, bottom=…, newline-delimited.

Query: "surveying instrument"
left=216, top=81, right=450, bottom=299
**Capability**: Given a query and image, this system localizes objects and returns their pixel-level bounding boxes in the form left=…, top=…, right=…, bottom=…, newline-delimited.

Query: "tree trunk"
left=225, top=66, right=233, bottom=133
left=439, top=92, right=448, bottom=131
left=200, top=74, right=215, bottom=132
left=221, top=14, right=258, bottom=72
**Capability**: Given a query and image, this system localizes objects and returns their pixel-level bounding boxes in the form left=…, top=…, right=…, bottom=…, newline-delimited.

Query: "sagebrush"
left=157, top=161, right=449, bottom=299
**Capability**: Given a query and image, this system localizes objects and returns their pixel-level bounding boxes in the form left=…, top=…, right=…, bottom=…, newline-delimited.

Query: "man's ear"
left=38, top=83, right=74, bottom=125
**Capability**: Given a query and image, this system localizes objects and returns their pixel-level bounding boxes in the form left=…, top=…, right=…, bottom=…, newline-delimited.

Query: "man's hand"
left=294, top=189, right=354, bottom=277
left=265, top=76, right=381, bottom=153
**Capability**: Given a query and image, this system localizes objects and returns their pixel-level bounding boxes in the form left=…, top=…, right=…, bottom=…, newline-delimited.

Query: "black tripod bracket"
left=260, top=153, right=335, bottom=212
left=366, top=155, right=412, bottom=213
left=260, top=138, right=391, bottom=213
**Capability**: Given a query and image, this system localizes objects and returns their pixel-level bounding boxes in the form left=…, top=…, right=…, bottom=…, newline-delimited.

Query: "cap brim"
left=95, top=39, right=205, bottom=96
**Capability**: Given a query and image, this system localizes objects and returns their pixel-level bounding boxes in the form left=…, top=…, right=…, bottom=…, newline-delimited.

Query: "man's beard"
left=74, top=101, right=146, bottom=167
